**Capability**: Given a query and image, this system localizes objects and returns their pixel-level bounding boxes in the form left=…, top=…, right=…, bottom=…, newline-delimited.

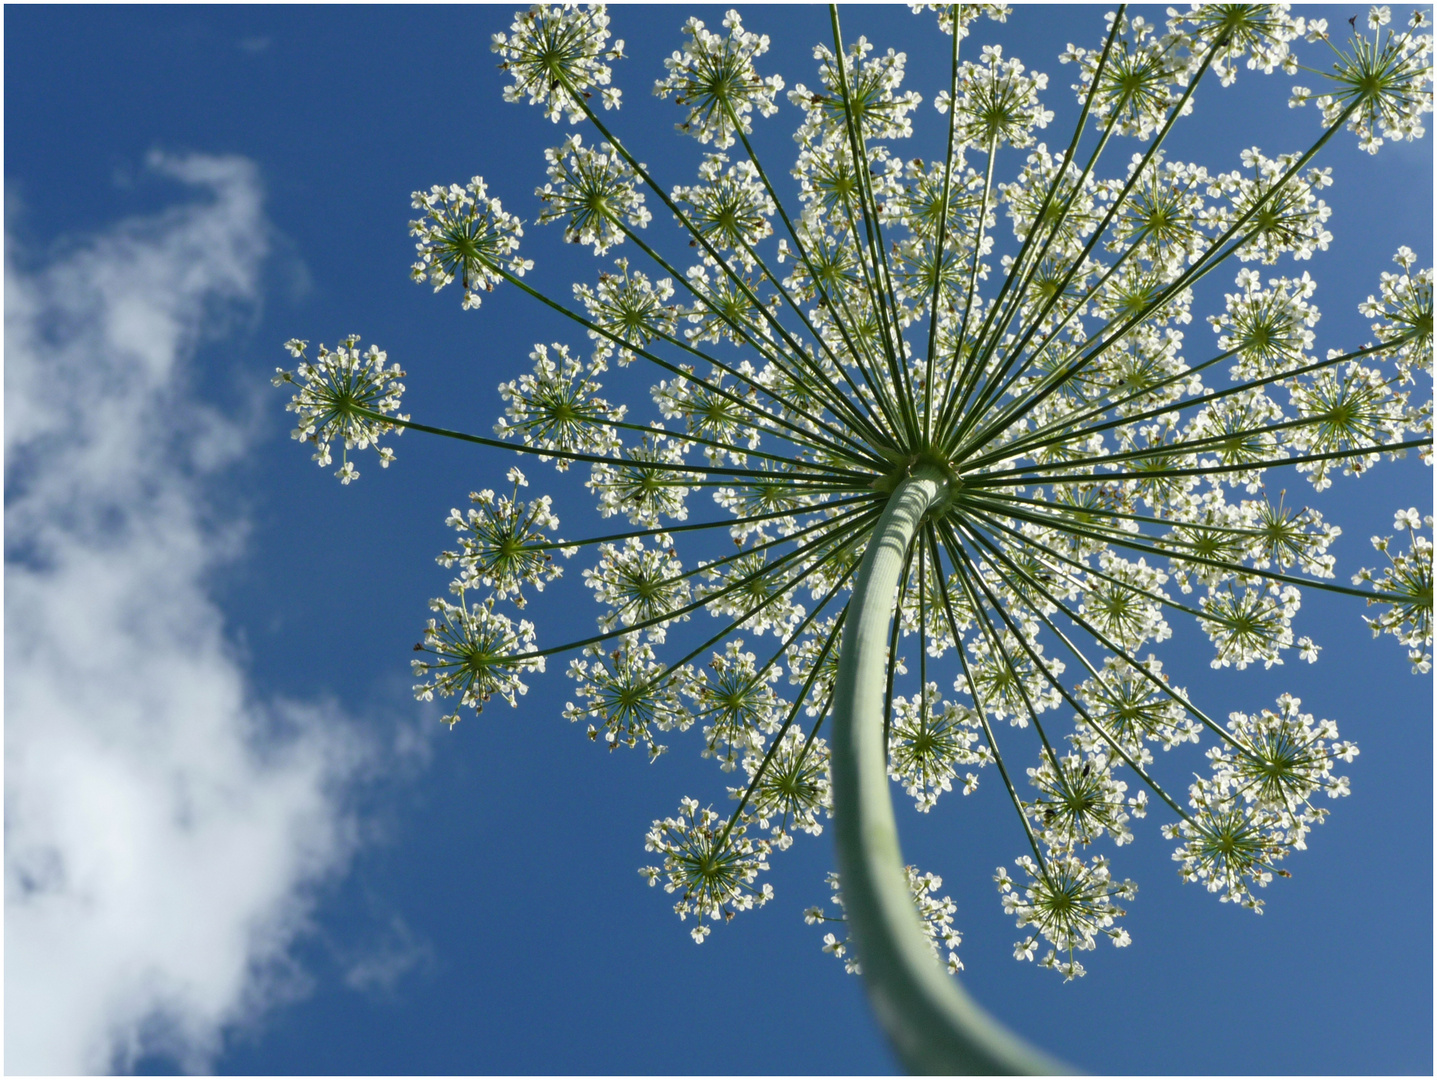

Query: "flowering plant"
left=277, top=4, right=1432, bottom=1071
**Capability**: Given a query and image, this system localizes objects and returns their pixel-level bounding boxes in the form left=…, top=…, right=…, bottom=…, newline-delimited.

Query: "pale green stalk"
left=830, top=467, right=1064, bottom=1075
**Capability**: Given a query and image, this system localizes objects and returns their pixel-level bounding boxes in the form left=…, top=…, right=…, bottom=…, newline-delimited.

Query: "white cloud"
left=5, top=154, right=369, bottom=1074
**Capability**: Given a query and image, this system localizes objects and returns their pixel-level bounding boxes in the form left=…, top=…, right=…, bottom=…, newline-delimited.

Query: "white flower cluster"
left=1164, top=696, right=1352, bottom=911
left=1198, top=581, right=1302, bottom=669
left=273, top=335, right=407, bottom=483
left=281, top=3, right=1432, bottom=988
left=1024, top=749, right=1145, bottom=852
left=1061, top=13, right=1188, bottom=141
left=809, top=867, right=963, bottom=975
left=654, top=10, right=784, bottom=149
left=1289, top=6, right=1433, bottom=153
left=1072, top=656, right=1201, bottom=760
left=1078, top=552, right=1172, bottom=650
left=1167, top=4, right=1306, bottom=87
left=955, top=631, right=1064, bottom=725
left=941, top=43, right=1053, bottom=150
left=887, top=682, right=987, bottom=811
left=641, top=797, right=772, bottom=943
left=410, top=177, right=532, bottom=310
left=1108, top=155, right=1210, bottom=266
left=672, top=153, right=775, bottom=271
left=733, top=726, right=831, bottom=846
left=495, top=342, right=625, bottom=468
left=536, top=133, right=649, bottom=255
left=696, top=548, right=808, bottom=638
left=791, top=37, right=924, bottom=143
left=574, top=257, right=677, bottom=365
left=491, top=3, right=624, bottom=124
left=653, top=364, right=763, bottom=465
left=582, top=534, right=691, bottom=643
left=411, top=595, right=544, bottom=726
left=564, top=634, right=690, bottom=760
left=438, top=467, right=563, bottom=607
left=586, top=433, right=695, bottom=525
left=1210, top=268, right=1320, bottom=380
left=1209, top=694, right=1357, bottom=819
left=1354, top=507, right=1434, bottom=672
left=784, top=614, right=843, bottom=713
left=1209, top=147, right=1333, bottom=264
left=996, top=854, right=1135, bottom=981
left=1360, top=246, right=1434, bottom=383
left=1289, top=359, right=1407, bottom=489
left=686, top=638, right=784, bottom=772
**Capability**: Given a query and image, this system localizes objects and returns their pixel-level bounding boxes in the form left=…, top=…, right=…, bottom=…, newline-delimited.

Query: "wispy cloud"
left=342, top=914, right=436, bottom=996
left=5, top=154, right=370, bottom=1074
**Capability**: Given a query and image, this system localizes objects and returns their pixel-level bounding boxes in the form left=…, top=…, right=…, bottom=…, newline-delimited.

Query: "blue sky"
left=5, top=5, right=1432, bottom=1075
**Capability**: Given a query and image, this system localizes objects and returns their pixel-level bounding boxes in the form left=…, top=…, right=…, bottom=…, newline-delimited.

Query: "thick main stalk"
left=831, top=469, right=1064, bottom=1076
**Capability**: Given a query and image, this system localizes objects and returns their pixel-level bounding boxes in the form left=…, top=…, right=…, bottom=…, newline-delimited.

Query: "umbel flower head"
left=274, top=335, right=407, bottom=483
left=410, top=177, right=533, bottom=310
left=411, top=591, right=545, bottom=726
left=281, top=3, right=1432, bottom=1072
left=809, top=866, right=964, bottom=974
left=491, top=3, right=625, bottom=123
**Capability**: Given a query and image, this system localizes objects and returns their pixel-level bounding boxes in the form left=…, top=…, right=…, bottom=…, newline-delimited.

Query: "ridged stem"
left=831, top=469, right=1067, bottom=1075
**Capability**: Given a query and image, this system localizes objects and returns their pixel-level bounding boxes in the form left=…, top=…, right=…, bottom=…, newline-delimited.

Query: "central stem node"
left=871, top=451, right=962, bottom=518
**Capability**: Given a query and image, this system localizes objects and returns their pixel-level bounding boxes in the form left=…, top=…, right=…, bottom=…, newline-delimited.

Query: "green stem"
left=830, top=469, right=1063, bottom=1075
left=355, top=407, right=860, bottom=483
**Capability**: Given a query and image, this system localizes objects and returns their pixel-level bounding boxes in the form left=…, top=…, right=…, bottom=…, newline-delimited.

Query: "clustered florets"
left=410, top=177, right=532, bottom=310
left=655, top=10, right=785, bottom=149
left=734, top=726, right=831, bottom=845
left=496, top=342, right=626, bottom=469
left=536, top=133, right=649, bottom=254
left=1360, top=246, right=1434, bottom=384
left=641, top=797, right=772, bottom=943
left=411, top=594, right=545, bottom=726
left=439, top=467, right=565, bottom=607
left=564, top=632, right=691, bottom=759
left=887, top=682, right=986, bottom=811
left=284, top=3, right=1432, bottom=984
left=941, top=43, right=1053, bottom=149
left=996, top=854, right=1135, bottom=980
left=1354, top=507, right=1434, bottom=671
left=1024, top=749, right=1144, bottom=852
left=574, top=258, right=679, bottom=365
left=274, top=335, right=407, bottom=483
left=810, top=867, right=964, bottom=973
left=1157, top=694, right=1356, bottom=911
left=1167, top=4, right=1306, bottom=87
left=1289, top=6, right=1434, bottom=153
left=491, top=4, right=624, bottom=123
